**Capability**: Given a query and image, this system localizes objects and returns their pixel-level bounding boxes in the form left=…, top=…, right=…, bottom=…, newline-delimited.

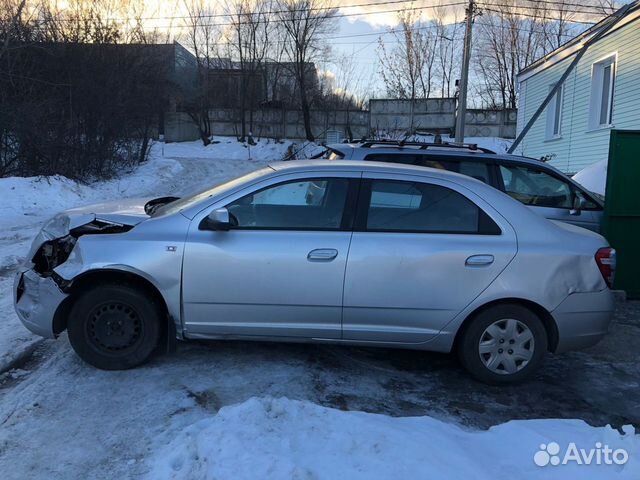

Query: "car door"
left=181, top=173, right=359, bottom=339
left=497, top=163, right=602, bottom=231
left=342, top=173, right=517, bottom=344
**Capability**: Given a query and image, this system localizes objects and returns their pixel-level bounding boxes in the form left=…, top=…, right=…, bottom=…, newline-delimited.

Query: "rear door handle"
left=307, top=248, right=338, bottom=262
left=466, top=254, right=495, bottom=267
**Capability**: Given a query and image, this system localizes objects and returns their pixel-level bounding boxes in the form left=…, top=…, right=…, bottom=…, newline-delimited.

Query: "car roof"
left=326, top=143, right=555, bottom=171
left=268, top=159, right=487, bottom=185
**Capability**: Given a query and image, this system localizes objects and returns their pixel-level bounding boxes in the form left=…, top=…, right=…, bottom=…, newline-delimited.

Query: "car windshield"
left=152, top=167, right=274, bottom=217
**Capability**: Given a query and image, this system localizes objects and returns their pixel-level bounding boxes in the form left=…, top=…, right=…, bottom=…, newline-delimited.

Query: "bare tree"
left=224, top=0, right=273, bottom=141
left=472, top=0, right=612, bottom=109
left=38, top=0, right=124, bottom=44
left=181, top=0, right=223, bottom=145
left=1, top=0, right=171, bottom=178
left=377, top=9, right=440, bottom=131
left=594, top=0, right=620, bottom=15
left=433, top=3, right=462, bottom=98
left=473, top=1, right=547, bottom=109
left=318, top=53, right=369, bottom=140
left=538, top=0, right=579, bottom=52
left=276, top=0, right=337, bottom=141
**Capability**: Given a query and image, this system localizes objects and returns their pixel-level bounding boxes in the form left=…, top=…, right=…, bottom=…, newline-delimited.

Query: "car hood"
left=62, top=197, right=152, bottom=225
left=25, top=198, right=153, bottom=264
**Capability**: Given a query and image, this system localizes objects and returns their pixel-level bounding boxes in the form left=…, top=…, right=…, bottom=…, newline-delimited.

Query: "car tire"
left=458, top=304, right=548, bottom=385
left=67, top=283, right=161, bottom=370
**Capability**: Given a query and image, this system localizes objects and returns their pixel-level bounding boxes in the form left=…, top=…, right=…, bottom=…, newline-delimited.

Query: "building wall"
left=517, top=18, right=640, bottom=174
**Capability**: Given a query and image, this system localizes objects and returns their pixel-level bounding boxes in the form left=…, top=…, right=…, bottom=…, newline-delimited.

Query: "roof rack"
left=356, top=139, right=496, bottom=154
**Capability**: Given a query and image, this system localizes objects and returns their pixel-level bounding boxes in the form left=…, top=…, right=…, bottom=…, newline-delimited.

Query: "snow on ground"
left=147, top=397, right=638, bottom=480
left=573, top=159, right=608, bottom=196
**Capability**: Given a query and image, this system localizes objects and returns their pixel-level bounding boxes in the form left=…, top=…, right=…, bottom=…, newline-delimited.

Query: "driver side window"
left=499, top=165, right=572, bottom=209
left=225, top=178, right=350, bottom=230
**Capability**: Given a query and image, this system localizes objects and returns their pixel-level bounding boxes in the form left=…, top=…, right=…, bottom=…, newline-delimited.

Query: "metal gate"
left=602, top=130, right=640, bottom=298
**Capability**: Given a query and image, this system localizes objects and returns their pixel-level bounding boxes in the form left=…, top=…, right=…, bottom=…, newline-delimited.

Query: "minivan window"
left=458, top=161, right=490, bottom=184
left=226, top=178, right=349, bottom=230
left=364, top=153, right=421, bottom=165
left=365, top=180, right=500, bottom=234
left=500, top=165, right=572, bottom=209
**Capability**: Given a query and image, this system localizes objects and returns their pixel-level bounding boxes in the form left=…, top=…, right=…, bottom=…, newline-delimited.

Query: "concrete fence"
left=164, top=108, right=369, bottom=143
left=368, top=98, right=457, bottom=133
left=164, top=99, right=517, bottom=142
left=368, top=99, right=517, bottom=139
left=464, top=108, right=517, bottom=139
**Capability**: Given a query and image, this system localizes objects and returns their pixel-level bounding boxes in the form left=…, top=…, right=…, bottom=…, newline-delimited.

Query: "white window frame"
left=589, top=53, right=617, bottom=130
left=545, top=83, right=563, bottom=140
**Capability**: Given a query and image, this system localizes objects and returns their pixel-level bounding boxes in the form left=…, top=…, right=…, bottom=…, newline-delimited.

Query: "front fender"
left=52, top=230, right=187, bottom=335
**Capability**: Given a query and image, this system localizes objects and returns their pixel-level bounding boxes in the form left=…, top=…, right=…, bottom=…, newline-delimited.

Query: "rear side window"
left=364, top=180, right=500, bottom=234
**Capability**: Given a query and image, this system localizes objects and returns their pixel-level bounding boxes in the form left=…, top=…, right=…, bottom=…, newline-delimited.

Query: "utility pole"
left=454, top=0, right=477, bottom=144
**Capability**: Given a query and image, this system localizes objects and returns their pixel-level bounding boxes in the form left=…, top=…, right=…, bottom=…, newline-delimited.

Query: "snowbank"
left=147, top=397, right=638, bottom=480
left=573, top=160, right=608, bottom=197
left=0, top=158, right=184, bottom=230
left=162, top=137, right=286, bottom=160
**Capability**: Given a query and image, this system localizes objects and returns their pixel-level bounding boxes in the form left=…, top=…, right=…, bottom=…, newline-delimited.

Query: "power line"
left=479, top=7, right=599, bottom=25
left=478, top=0, right=609, bottom=14
left=43, top=1, right=468, bottom=28
left=474, top=19, right=579, bottom=37
left=516, top=0, right=614, bottom=11
left=174, top=21, right=463, bottom=48
left=480, top=3, right=604, bottom=18
left=130, top=0, right=456, bottom=22
left=329, top=21, right=463, bottom=40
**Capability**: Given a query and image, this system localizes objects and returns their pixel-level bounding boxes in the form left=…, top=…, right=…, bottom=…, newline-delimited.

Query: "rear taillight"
left=595, top=247, right=616, bottom=289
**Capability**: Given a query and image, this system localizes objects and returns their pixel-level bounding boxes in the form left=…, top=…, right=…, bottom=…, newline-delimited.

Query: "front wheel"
left=458, top=304, right=548, bottom=384
left=67, top=284, right=161, bottom=370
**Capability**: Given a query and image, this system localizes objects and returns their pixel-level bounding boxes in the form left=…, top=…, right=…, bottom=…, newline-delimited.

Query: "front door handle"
left=307, top=248, right=338, bottom=262
left=466, top=254, right=495, bottom=267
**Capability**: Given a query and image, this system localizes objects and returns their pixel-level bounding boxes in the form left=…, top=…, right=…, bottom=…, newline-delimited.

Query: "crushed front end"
left=14, top=213, right=133, bottom=338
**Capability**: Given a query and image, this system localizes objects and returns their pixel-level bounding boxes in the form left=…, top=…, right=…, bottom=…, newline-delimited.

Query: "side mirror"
left=200, top=208, right=231, bottom=231
left=570, top=194, right=588, bottom=216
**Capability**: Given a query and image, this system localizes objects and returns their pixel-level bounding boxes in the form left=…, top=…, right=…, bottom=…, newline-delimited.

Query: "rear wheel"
left=67, top=284, right=161, bottom=370
left=458, top=304, right=547, bottom=384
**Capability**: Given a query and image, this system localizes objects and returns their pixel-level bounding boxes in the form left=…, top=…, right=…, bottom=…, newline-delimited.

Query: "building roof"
left=517, top=0, right=640, bottom=81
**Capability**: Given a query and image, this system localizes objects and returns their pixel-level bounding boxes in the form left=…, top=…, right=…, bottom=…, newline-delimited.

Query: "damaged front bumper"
left=14, top=211, right=139, bottom=339
left=14, top=267, right=68, bottom=338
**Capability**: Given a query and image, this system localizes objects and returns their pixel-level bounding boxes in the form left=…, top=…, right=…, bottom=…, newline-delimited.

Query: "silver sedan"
left=14, top=161, right=616, bottom=384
